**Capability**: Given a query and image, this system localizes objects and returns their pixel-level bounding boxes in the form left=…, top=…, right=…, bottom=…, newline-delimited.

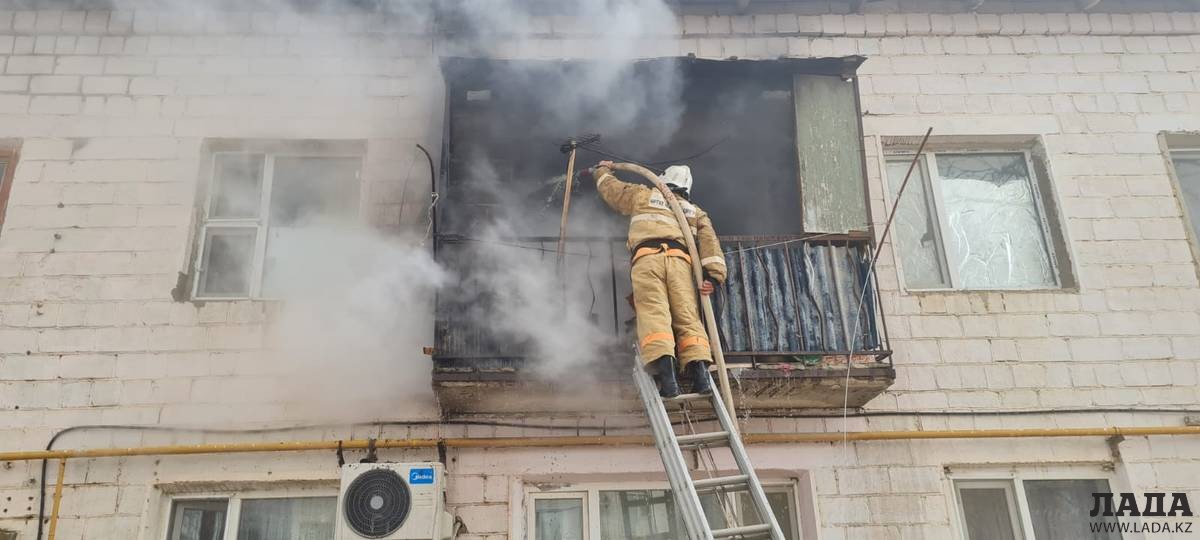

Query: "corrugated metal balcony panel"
left=434, top=236, right=887, bottom=361
left=715, top=240, right=880, bottom=355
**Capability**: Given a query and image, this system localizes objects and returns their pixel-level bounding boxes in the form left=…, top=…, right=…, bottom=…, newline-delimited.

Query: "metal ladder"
left=632, top=355, right=786, bottom=540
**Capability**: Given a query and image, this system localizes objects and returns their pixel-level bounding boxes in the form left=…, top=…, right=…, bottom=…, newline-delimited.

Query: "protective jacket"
left=593, top=166, right=727, bottom=367
left=593, top=166, right=727, bottom=283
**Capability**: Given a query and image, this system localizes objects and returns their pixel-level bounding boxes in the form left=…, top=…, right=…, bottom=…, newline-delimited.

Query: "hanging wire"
left=839, top=127, right=934, bottom=463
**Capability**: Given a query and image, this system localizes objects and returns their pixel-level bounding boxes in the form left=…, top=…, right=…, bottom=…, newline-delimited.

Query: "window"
left=527, top=484, right=802, bottom=539
left=953, top=478, right=1122, bottom=540
left=165, top=496, right=336, bottom=540
left=0, top=148, right=15, bottom=235
left=884, top=150, right=1062, bottom=290
left=1167, top=148, right=1200, bottom=249
left=193, top=146, right=362, bottom=299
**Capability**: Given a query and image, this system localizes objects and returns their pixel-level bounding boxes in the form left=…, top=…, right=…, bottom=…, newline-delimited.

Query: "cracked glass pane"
left=936, top=153, right=1056, bottom=289
left=886, top=159, right=950, bottom=289
left=1170, top=152, right=1200, bottom=243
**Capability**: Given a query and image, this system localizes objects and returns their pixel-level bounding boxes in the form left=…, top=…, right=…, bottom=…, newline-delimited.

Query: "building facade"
left=1, top=0, right=1199, bottom=538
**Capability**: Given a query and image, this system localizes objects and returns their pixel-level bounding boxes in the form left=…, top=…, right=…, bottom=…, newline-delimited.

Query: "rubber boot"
left=688, top=361, right=713, bottom=395
left=648, top=355, right=680, bottom=398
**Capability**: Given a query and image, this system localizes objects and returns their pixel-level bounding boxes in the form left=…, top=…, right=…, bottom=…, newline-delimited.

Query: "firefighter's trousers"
left=632, top=249, right=712, bottom=368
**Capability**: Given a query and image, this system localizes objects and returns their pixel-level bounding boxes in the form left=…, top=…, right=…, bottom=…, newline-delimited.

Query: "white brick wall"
left=1, top=2, right=1199, bottom=539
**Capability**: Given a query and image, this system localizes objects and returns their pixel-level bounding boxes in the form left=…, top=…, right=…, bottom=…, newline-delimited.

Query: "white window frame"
left=523, top=481, right=803, bottom=540
left=948, top=466, right=1126, bottom=540
left=883, top=149, right=1062, bottom=292
left=159, top=486, right=339, bottom=540
left=1164, top=146, right=1200, bottom=262
left=192, top=150, right=363, bottom=300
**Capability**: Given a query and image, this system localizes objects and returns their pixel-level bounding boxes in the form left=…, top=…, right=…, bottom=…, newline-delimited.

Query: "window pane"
left=236, top=497, right=336, bottom=540
left=260, top=157, right=362, bottom=297
left=958, top=485, right=1020, bottom=540
left=197, top=227, right=257, bottom=297
left=166, top=500, right=227, bottom=540
left=735, top=492, right=797, bottom=540
left=535, top=498, right=585, bottom=540
left=210, top=154, right=265, bottom=219
left=599, top=490, right=685, bottom=540
left=596, top=490, right=793, bottom=540
left=887, top=158, right=950, bottom=289
left=1171, top=153, right=1200, bottom=243
left=269, top=157, right=360, bottom=226
left=1023, top=480, right=1122, bottom=540
left=936, top=153, right=1056, bottom=289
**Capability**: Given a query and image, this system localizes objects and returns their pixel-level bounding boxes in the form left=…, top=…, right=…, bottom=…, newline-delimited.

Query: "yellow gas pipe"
left=46, top=458, right=66, bottom=540
left=10, top=425, right=1200, bottom=535
left=6, top=426, right=1200, bottom=463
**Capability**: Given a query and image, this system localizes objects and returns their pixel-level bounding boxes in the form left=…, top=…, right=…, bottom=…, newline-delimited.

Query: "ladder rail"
left=705, top=372, right=786, bottom=540
left=681, top=404, right=740, bottom=530
left=632, top=361, right=713, bottom=540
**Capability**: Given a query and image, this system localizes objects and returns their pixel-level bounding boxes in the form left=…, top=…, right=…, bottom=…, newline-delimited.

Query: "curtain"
left=236, top=497, right=336, bottom=540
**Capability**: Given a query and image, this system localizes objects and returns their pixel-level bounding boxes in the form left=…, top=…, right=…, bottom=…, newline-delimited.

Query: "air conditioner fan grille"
left=343, top=468, right=411, bottom=538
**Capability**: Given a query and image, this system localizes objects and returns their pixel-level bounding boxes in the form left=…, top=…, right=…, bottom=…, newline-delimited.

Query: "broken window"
left=165, top=496, right=336, bottom=540
left=884, top=149, right=1061, bottom=290
left=193, top=145, right=362, bottom=299
left=953, top=478, right=1122, bottom=540
left=1167, top=148, right=1200, bottom=249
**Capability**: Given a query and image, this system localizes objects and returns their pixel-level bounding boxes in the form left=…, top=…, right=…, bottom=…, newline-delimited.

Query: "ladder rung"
left=664, top=392, right=711, bottom=403
left=676, top=431, right=730, bottom=448
left=692, top=474, right=749, bottom=490
left=712, top=523, right=773, bottom=538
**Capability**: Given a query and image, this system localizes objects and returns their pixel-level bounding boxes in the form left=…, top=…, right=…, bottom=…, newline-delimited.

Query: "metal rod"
left=3, top=426, right=1200, bottom=462
left=867, top=127, right=933, bottom=277
left=557, top=148, right=578, bottom=272
left=47, top=458, right=66, bottom=540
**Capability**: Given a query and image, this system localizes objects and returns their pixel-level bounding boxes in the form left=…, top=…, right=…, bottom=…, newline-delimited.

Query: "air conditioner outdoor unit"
left=336, top=462, right=454, bottom=540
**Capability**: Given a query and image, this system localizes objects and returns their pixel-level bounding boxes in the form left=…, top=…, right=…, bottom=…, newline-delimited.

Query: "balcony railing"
left=433, top=234, right=891, bottom=368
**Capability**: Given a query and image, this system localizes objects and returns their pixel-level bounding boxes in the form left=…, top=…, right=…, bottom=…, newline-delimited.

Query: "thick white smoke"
left=259, top=224, right=446, bottom=421
left=156, top=0, right=684, bottom=419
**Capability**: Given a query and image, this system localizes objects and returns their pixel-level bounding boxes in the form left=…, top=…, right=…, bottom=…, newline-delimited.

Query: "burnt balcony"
left=431, top=235, right=893, bottom=415
left=433, top=55, right=891, bottom=415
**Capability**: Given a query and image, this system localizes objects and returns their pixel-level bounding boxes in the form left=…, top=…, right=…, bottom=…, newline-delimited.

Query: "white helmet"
left=661, top=165, right=693, bottom=194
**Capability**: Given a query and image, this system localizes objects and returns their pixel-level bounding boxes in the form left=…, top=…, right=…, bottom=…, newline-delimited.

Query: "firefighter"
left=591, top=161, right=727, bottom=398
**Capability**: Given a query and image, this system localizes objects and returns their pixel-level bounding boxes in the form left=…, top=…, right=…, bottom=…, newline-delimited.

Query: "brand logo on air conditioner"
left=409, top=467, right=435, bottom=485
